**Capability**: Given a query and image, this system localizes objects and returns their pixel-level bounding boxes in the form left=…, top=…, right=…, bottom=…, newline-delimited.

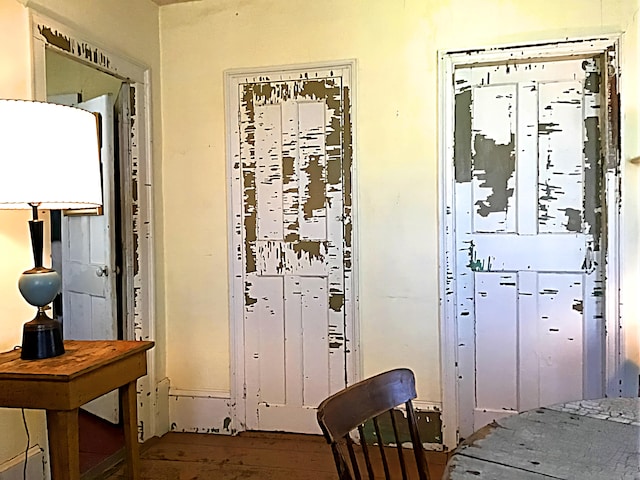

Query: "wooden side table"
left=0, top=340, right=154, bottom=480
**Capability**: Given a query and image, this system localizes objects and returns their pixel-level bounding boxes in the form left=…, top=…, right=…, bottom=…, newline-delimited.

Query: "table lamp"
left=0, top=99, right=102, bottom=360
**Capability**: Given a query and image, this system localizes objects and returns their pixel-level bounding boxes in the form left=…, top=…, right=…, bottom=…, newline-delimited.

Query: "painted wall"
left=0, top=0, right=163, bottom=473
left=160, top=0, right=640, bottom=408
left=0, top=0, right=50, bottom=467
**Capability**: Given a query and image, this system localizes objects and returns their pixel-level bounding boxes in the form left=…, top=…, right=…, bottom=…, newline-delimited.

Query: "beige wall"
left=0, top=0, right=162, bottom=470
left=0, top=0, right=49, bottom=464
left=160, top=0, right=640, bottom=405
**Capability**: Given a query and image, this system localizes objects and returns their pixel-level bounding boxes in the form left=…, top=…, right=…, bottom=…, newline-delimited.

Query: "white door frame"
left=29, top=12, right=158, bottom=441
left=438, top=35, right=622, bottom=450
left=225, top=60, right=360, bottom=433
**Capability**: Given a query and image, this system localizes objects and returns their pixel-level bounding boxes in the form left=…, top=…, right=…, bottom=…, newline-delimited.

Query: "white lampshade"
left=0, top=99, right=102, bottom=209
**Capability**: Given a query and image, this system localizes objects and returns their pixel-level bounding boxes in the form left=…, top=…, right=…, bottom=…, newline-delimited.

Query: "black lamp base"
left=21, top=309, right=65, bottom=360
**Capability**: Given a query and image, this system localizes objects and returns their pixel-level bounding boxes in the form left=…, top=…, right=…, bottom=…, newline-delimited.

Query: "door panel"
left=474, top=272, right=518, bottom=425
left=454, top=57, right=606, bottom=436
left=230, top=64, right=354, bottom=434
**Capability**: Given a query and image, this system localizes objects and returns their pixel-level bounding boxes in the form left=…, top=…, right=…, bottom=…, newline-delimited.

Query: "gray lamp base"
left=21, top=309, right=65, bottom=360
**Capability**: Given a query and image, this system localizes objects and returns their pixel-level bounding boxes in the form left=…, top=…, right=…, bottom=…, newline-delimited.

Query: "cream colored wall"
left=0, top=0, right=163, bottom=471
left=620, top=6, right=640, bottom=397
left=160, top=0, right=640, bottom=404
left=0, top=0, right=49, bottom=467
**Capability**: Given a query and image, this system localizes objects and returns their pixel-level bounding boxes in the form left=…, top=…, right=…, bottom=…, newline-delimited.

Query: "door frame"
left=224, top=60, right=359, bottom=433
left=438, top=35, right=622, bottom=450
left=29, top=12, right=158, bottom=441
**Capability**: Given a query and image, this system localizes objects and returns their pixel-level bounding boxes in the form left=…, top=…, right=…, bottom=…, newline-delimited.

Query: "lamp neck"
left=28, top=203, right=43, bottom=269
left=30, top=203, right=39, bottom=222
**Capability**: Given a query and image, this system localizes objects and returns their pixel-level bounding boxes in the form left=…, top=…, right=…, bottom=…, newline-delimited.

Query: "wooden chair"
left=316, top=368, right=431, bottom=480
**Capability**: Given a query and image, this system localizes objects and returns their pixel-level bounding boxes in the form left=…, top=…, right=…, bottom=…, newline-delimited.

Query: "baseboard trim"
left=414, top=401, right=444, bottom=451
left=169, top=389, right=235, bottom=435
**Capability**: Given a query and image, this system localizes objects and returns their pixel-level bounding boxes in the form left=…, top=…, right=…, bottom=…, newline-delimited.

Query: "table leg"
left=120, top=380, right=141, bottom=480
left=46, top=409, right=79, bottom=480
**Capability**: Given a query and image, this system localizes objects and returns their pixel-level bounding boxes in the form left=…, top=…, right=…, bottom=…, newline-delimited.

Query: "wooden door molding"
left=438, top=35, right=622, bottom=450
left=30, top=12, right=158, bottom=441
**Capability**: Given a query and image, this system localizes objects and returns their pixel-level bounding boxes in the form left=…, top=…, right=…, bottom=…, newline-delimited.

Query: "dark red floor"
left=79, top=410, right=124, bottom=474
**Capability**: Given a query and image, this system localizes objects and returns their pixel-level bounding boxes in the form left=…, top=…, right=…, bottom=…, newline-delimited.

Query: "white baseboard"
left=169, top=389, right=235, bottom=435
left=0, top=446, right=45, bottom=480
left=413, top=400, right=442, bottom=412
left=167, top=391, right=444, bottom=450
left=155, top=377, right=171, bottom=436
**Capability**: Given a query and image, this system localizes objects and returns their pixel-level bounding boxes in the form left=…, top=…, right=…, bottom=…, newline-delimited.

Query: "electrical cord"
left=21, top=408, right=30, bottom=480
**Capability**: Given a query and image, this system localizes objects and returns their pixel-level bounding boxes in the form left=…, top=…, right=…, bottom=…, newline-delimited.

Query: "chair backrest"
left=316, top=368, right=431, bottom=480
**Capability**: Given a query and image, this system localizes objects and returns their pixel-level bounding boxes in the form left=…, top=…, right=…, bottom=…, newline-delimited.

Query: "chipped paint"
left=454, top=89, right=472, bottom=183
left=472, top=133, right=515, bottom=217
left=38, top=26, right=71, bottom=51
left=562, top=208, right=582, bottom=232
left=302, top=154, right=326, bottom=219
left=292, top=240, right=326, bottom=262
left=572, top=300, right=584, bottom=313
left=584, top=116, right=603, bottom=249
left=329, top=291, right=344, bottom=312
left=37, top=25, right=112, bottom=71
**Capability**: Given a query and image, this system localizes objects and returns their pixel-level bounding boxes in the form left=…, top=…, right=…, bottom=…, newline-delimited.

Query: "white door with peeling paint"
left=453, top=57, right=607, bottom=436
left=61, top=94, right=119, bottom=423
left=227, top=63, right=355, bottom=434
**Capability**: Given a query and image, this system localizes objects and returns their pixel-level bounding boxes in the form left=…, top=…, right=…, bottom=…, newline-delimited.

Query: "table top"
left=445, top=398, right=640, bottom=479
left=0, top=340, right=154, bottom=381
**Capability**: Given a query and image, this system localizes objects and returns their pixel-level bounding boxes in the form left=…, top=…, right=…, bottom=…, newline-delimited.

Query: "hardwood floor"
left=101, top=431, right=450, bottom=479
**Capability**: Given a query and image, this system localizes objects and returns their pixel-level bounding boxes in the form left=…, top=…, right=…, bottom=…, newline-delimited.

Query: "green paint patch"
left=454, top=89, right=472, bottom=183
left=562, top=208, right=582, bottom=233
left=38, top=26, right=71, bottom=52
left=329, top=293, right=344, bottom=312
left=361, top=409, right=442, bottom=446
left=292, top=241, right=326, bottom=261
left=572, top=300, right=584, bottom=313
left=302, top=155, right=326, bottom=219
left=467, top=241, right=491, bottom=272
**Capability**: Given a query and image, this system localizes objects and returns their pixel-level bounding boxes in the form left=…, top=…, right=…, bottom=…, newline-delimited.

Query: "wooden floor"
left=101, top=431, right=450, bottom=480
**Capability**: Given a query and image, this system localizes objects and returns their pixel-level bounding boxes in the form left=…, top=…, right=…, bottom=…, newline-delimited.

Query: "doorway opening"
left=46, top=48, right=131, bottom=474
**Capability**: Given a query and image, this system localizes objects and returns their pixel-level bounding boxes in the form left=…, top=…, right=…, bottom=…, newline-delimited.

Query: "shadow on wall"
left=609, top=360, right=640, bottom=397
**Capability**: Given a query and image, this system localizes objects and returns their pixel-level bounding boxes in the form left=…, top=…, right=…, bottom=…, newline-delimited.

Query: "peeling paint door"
left=227, top=63, right=355, bottom=434
left=453, top=57, right=608, bottom=436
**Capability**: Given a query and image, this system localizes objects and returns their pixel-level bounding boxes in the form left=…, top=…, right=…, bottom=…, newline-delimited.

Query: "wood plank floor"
left=101, top=431, right=450, bottom=479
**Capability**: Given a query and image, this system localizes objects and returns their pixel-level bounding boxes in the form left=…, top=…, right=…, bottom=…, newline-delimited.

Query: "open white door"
left=61, top=94, right=119, bottom=423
